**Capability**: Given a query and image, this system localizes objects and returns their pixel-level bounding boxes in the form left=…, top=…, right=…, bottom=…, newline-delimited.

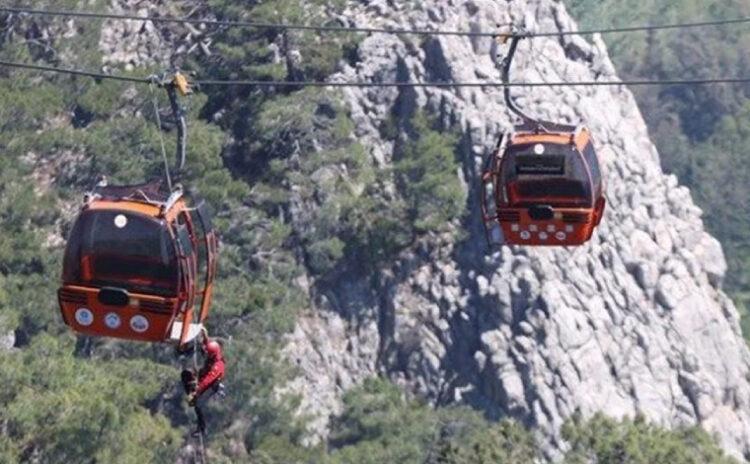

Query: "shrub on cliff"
left=562, top=412, right=737, bottom=464
left=326, top=378, right=538, bottom=464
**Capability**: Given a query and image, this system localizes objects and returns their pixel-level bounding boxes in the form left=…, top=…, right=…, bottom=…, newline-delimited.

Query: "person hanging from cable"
left=182, top=328, right=226, bottom=437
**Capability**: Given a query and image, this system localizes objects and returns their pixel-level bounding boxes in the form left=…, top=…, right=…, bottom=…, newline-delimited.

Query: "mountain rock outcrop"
left=99, top=0, right=214, bottom=69
left=281, top=0, right=750, bottom=460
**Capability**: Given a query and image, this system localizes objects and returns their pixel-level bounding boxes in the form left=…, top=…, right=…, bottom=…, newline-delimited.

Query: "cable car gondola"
left=481, top=35, right=606, bottom=247
left=57, top=74, right=219, bottom=348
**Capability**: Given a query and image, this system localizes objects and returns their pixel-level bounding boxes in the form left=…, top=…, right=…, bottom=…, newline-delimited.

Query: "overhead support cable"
left=0, top=59, right=150, bottom=83
left=2, top=59, right=750, bottom=88
left=2, top=6, right=750, bottom=39
left=194, top=77, right=750, bottom=87
left=522, top=16, right=750, bottom=38
left=0, top=6, right=498, bottom=37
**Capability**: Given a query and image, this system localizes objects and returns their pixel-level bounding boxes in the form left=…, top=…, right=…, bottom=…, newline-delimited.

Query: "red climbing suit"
left=183, top=334, right=226, bottom=437
left=195, top=337, right=225, bottom=397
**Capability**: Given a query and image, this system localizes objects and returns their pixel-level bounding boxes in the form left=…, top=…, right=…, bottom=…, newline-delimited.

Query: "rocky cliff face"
left=281, top=0, right=750, bottom=460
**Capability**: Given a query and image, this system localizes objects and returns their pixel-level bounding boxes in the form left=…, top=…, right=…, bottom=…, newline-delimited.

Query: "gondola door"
left=173, top=220, right=198, bottom=346
left=480, top=136, right=505, bottom=247
left=194, top=203, right=218, bottom=324
left=481, top=172, right=504, bottom=247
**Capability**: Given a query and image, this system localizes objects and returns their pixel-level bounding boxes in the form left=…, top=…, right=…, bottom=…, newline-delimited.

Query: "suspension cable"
left=0, top=59, right=150, bottom=83
left=0, top=6, right=498, bottom=38
left=2, top=59, right=750, bottom=88
left=525, top=16, right=750, bottom=38
left=173, top=77, right=750, bottom=87
left=3, top=6, right=750, bottom=39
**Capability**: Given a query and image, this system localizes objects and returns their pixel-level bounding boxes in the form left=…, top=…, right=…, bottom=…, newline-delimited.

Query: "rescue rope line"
left=3, top=6, right=750, bottom=39
left=191, top=336, right=209, bottom=464
left=3, top=59, right=750, bottom=88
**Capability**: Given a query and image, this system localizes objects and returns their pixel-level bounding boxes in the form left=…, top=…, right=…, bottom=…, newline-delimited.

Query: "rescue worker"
left=182, top=330, right=226, bottom=437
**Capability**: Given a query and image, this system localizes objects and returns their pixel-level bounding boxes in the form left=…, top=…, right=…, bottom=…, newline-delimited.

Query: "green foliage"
left=396, top=113, right=466, bottom=233
left=566, top=0, right=750, bottom=141
left=434, top=418, right=538, bottom=464
left=691, top=102, right=750, bottom=293
left=328, top=378, right=434, bottom=457
left=249, top=88, right=410, bottom=275
left=0, top=162, right=52, bottom=275
left=0, top=80, right=65, bottom=132
left=325, top=378, right=538, bottom=464
left=6, top=254, right=64, bottom=342
left=0, top=275, right=17, bottom=334
left=562, top=413, right=737, bottom=464
left=0, top=335, right=180, bottom=463
left=250, top=94, right=466, bottom=278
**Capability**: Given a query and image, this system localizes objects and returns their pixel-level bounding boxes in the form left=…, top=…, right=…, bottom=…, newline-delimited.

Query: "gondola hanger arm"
left=148, top=70, right=191, bottom=177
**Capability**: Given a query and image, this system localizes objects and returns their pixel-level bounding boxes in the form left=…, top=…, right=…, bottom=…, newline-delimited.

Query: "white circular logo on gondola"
left=520, top=231, right=531, bottom=240
left=539, top=232, right=549, bottom=240
left=130, top=315, right=149, bottom=333
left=104, top=313, right=121, bottom=329
left=534, top=144, right=545, bottom=155
left=556, top=231, right=567, bottom=241
left=114, top=214, right=128, bottom=228
left=75, top=308, right=94, bottom=326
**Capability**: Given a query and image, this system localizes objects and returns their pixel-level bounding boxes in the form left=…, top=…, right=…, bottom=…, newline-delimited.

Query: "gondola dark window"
left=62, top=211, right=178, bottom=295
left=500, top=144, right=592, bottom=207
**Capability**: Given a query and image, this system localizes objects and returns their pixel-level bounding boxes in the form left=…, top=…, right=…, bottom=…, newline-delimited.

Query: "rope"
left=3, top=6, right=750, bottom=39
left=148, top=82, right=173, bottom=191
left=191, top=336, right=208, bottom=464
left=2, top=59, right=750, bottom=88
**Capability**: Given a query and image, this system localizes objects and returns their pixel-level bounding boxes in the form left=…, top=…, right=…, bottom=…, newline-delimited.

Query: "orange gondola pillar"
left=58, top=73, right=218, bottom=350
left=481, top=34, right=606, bottom=247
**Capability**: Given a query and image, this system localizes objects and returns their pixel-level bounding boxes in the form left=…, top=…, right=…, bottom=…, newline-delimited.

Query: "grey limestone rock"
left=280, top=0, right=750, bottom=461
left=100, top=0, right=215, bottom=69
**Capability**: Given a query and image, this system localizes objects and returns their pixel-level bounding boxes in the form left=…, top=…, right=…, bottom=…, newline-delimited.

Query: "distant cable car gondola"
left=481, top=35, right=605, bottom=247
left=57, top=74, right=218, bottom=348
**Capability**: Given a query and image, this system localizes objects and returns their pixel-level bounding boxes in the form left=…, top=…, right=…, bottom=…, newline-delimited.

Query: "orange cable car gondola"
left=57, top=74, right=219, bottom=349
left=481, top=35, right=605, bottom=247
